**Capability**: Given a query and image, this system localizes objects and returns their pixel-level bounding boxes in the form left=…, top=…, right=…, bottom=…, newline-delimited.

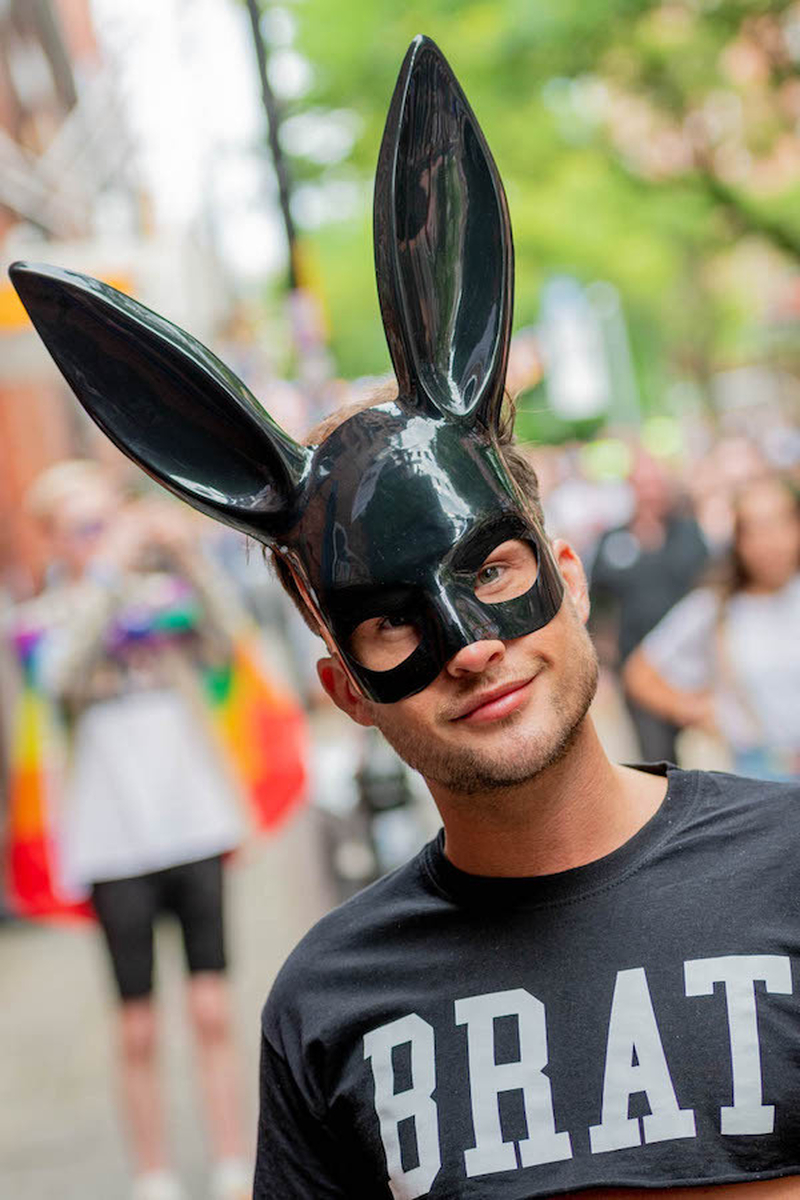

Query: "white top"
left=641, top=575, right=800, bottom=752
left=60, top=688, right=242, bottom=890
left=21, top=570, right=245, bottom=892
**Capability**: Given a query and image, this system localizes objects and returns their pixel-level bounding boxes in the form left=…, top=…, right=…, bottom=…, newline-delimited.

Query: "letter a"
left=364, top=1013, right=441, bottom=1200
left=590, top=968, right=696, bottom=1153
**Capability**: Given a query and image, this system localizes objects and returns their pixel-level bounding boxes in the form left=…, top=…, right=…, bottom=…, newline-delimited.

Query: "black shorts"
left=91, top=855, right=227, bottom=1001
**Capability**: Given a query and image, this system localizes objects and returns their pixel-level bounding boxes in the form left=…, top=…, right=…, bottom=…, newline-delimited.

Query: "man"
left=590, top=449, right=709, bottom=762
left=10, top=35, right=800, bottom=1200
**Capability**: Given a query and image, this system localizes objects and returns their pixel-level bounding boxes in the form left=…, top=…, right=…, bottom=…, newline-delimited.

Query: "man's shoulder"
left=695, top=765, right=800, bottom=801
left=262, top=843, right=437, bottom=1042
left=294, top=849, right=429, bottom=949
left=689, top=766, right=800, bottom=841
left=633, top=764, right=800, bottom=865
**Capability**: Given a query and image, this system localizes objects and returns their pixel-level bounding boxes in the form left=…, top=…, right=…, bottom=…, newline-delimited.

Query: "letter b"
left=364, top=1013, right=441, bottom=1200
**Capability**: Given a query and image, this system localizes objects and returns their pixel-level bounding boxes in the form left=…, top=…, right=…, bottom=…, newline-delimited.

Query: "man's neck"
left=428, top=720, right=668, bottom=878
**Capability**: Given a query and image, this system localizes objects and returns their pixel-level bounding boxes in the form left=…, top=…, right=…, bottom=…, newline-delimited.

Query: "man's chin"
left=379, top=718, right=577, bottom=797
left=426, top=725, right=581, bottom=796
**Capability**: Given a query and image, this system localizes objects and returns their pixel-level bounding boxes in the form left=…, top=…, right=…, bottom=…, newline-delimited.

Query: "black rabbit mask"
left=10, top=36, right=563, bottom=702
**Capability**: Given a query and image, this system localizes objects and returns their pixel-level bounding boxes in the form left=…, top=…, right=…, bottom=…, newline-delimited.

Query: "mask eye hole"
left=349, top=613, right=422, bottom=671
left=474, top=539, right=538, bottom=604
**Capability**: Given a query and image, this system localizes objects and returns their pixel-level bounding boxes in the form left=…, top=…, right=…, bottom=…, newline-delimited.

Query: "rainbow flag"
left=4, top=586, right=308, bottom=920
left=204, top=637, right=308, bottom=832
left=5, top=625, right=92, bottom=920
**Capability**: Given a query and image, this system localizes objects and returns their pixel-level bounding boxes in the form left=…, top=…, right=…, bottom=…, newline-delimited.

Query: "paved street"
left=0, top=806, right=334, bottom=1200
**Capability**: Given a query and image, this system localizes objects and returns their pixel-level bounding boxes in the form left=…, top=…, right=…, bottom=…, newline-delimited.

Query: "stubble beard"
left=370, top=626, right=600, bottom=796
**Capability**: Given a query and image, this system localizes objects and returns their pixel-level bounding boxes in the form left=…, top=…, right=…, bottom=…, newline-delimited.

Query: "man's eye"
left=378, top=614, right=412, bottom=631
left=476, top=563, right=504, bottom=587
left=350, top=613, right=421, bottom=670
left=472, top=539, right=538, bottom=603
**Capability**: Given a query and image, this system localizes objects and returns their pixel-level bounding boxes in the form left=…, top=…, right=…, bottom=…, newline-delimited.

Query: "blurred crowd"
left=1, top=390, right=799, bottom=1197
left=531, top=412, right=800, bottom=779
left=3, top=400, right=799, bottom=869
left=2, top=400, right=800, bottom=815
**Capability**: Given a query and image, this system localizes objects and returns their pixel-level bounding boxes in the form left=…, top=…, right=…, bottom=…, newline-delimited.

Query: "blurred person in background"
left=590, top=447, right=709, bottom=761
left=538, top=444, right=631, bottom=566
left=16, top=460, right=251, bottom=1200
left=624, top=475, right=800, bottom=782
left=687, top=435, right=768, bottom=552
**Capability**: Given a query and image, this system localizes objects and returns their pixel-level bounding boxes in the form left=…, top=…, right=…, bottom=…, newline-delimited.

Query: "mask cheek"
left=345, top=643, right=444, bottom=704
left=337, top=606, right=469, bottom=704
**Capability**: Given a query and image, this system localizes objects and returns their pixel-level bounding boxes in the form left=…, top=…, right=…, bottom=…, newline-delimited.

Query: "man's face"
left=320, top=538, right=598, bottom=795
left=299, top=406, right=563, bottom=702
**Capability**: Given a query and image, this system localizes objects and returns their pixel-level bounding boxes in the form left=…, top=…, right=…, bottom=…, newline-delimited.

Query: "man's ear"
left=317, top=656, right=376, bottom=728
left=551, top=538, right=590, bottom=624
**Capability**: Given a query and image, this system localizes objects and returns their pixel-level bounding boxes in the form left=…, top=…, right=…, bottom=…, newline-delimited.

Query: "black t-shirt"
left=256, top=766, right=800, bottom=1197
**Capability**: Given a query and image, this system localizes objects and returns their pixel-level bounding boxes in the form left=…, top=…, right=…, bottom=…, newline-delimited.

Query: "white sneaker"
left=211, top=1157, right=252, bottom=1200
left=131, top=1170, right=185, bottom=1200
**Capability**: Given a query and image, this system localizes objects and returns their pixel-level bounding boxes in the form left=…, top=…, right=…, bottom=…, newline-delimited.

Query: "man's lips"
left=450, top=676, right=537, bottom=724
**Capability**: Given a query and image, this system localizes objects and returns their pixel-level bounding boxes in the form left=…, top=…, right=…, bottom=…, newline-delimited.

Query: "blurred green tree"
left=251, top=0, right=800, bottom=420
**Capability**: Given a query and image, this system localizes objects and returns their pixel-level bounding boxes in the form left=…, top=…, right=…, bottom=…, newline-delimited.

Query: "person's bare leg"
left=186, top=972, right=246, bottom=1161
left=118, top=998, right=168, bottom=1173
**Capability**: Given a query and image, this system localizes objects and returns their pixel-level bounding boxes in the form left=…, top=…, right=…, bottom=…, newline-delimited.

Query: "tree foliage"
left=262, top=0, right=800, bottom=405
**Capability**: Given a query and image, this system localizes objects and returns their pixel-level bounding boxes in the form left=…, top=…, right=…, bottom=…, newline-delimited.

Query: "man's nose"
left=446, top=638, right=506, bottom=679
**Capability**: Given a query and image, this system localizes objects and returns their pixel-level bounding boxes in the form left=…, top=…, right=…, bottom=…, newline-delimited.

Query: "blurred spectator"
left=538, top=442, right=631, bottom=562
left=11, top=461, right=251, bottom=1200
left=590, top=448, right=709, bottom=761
left=687, top=435, right=769, bottom=550
left=624, top=476, right=800, bottom=781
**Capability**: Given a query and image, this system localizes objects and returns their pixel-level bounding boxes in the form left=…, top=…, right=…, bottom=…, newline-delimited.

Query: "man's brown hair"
left=271, top=385, right=544, bottom=636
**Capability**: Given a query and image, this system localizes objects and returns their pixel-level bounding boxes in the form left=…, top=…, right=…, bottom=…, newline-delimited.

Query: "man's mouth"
left=451, top=676, right=538, bottom=724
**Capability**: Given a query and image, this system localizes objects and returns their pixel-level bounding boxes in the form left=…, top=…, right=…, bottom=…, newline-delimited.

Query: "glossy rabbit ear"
left=374, top=35, right=513, bottom=432
left=9, top=262, right=311, bottom=542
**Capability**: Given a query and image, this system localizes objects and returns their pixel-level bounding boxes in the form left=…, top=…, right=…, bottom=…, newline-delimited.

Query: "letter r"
left=455, top=988, right=572, bottom=1177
